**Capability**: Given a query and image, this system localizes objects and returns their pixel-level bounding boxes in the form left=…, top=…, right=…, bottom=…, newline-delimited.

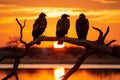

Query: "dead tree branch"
left=2, top=59, right=20, bottom=80
left=1, top=18, right=119, bottom=80
left=1, top=18, right=28, bottom=80
left=16, top=18, right=26, bottom=44
left=15, top=19, right=119, bottom=80
left=92, top=26, right=103, bottom=42
left=36, top=26, right=119, bottom=80
left=102, top=26, right=110, bottom=41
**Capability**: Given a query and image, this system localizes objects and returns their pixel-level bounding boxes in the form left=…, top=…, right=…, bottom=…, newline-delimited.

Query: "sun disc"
left=54, top=67, right=65, bottom=80
left=54, top=41, right=65, bottom=48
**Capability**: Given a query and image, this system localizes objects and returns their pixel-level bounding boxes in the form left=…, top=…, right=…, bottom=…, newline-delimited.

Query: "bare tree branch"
left=23, top=19, right=26, bottom=28
left=16, top=18, right=26, bottom=44
left=102, top=26, right=110, bottom=41
left=2, top=59, right=20, bottom=80
left=15, top=19, right=119, bottom=80
left=106, top=40, right=116, bottom=46
left=92, top=26, right=103, bottom=42
left=61, top=50, right=94, bottom=80
left=1, top=18, right=119, bottom=80
left=1, top=18, right=28, bottom=80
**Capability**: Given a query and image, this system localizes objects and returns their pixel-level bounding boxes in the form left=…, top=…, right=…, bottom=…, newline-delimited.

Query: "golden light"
left=54, top=41, right=65, bottom=48
left=54, top=67, right=65, bottom=80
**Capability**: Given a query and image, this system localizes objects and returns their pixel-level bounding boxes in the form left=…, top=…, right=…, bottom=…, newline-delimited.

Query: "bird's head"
left=61, top=14, right=70, bottom=18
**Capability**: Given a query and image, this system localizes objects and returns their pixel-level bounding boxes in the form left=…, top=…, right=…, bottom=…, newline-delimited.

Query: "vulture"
left=32, top=12, right=47, bottom=44
left=76, top=13, right=89, bottom=40
left=56, top=14, right=70, bottom=44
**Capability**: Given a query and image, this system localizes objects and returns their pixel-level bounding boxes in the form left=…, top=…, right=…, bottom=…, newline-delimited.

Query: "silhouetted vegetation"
left=87, top=69, right=120, bottom=76
left=1, top=46, right=120, bottom=61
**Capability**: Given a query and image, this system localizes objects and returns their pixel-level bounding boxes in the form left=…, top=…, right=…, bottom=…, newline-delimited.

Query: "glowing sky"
left=0, top=0, right=120, bottom=47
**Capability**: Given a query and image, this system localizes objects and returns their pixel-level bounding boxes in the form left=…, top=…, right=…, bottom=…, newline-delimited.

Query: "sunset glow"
left=54, top=67, right=65, bottom=80
left=1, top=69, right=120, bottom=80
left=0, top=0, right=120, bottom=80
left=0, top=0, right=120, bottom=47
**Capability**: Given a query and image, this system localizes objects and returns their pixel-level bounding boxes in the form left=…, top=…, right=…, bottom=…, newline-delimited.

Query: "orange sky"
left=0, top=0, right=120, bottom=47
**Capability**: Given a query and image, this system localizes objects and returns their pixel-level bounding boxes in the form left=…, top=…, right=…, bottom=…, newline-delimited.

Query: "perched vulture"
left=76, top=13, right=89, bottom=40
left=32, top=12, right=47, bottom=44
left=56, top=14, right=70, bottom=44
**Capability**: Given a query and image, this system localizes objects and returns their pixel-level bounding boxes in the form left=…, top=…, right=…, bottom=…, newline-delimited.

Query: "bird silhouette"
left=32, top=12, right=47, bottom=44
left=76, top=13, right=89, bottom=40
left=56, top=14, right=70, bottom=44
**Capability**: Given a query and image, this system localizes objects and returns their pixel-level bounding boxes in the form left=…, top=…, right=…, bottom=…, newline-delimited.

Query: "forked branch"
left=92, top=26, right=103, bottom=41
left=1, top=18, right=118, bottom=80
left=102, top=26, right=110, bottom=41
left=16, top=18, right=26, bottom=44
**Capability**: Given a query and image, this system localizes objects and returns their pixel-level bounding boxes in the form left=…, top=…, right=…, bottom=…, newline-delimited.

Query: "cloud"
left=86, top=9, right=120, bottom=23
left=92, top=0, right=120, bottom=3
left=0, top=0, right=119, bottom=10
left=0, top=6, right=82, bottom=24
left=0, top=5, right=120, bottom=24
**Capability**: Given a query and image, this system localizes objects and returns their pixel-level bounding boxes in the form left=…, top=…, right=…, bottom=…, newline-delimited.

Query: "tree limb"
left=92, top=26, right=103, bottom=42
left=102, top=26, right=110, bottom=41
left=15, top=19, right=119, bottom=80
left=1, top=19, right=28, bottom=80
left=61, top=50, right=94, bottom=80
left=2, top=59, right=20, bottom=80
left=1, top=18, right=118, bottom=80
left=16, top=18, right=26, bottom=44
left=106, top=40, right=116, bottom=46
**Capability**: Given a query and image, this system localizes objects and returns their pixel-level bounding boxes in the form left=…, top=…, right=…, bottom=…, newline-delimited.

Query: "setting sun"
left=54, top=67, right=65, bottom=80
left=0, top=0, right=120, bottom=80
left=54, top=41, right=65, bottom=48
